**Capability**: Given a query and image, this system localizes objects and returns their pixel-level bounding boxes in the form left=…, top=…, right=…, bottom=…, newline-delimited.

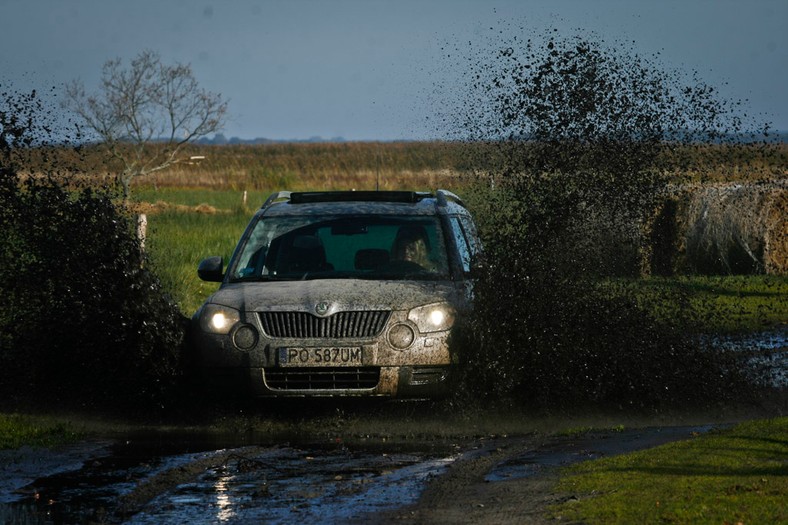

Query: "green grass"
left=0, top=414, right=83, bottom=450
left=671, top=275, right=787, bottom=332
left=551, top=417, right=788, bottom=524
left=134, top=187, right=272, bottom=210
left=145, top=208, right=253, bottom=315
left=134, top=187, right=279, bottom=315
left=602, top=275, right=788, bottom=333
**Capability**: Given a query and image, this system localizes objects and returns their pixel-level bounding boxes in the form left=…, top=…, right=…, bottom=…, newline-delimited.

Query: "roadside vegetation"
left=552, top=417, right=788, bottom=524
left=0, top=89, right=185, bottom=412
left=0, top=414, right=82, bottom=450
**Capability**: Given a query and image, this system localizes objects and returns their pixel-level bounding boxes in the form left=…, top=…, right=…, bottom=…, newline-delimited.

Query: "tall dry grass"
left=19, top=141, right=786, bottom=190
left=132, top=141, right=469, bottom=191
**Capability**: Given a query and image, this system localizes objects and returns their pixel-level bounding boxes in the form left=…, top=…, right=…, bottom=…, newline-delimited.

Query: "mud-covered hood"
left=207, top=279, right=462, bottom=314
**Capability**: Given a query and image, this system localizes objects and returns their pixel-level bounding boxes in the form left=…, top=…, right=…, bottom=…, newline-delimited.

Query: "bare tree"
left=65, top=50, right=227, bottom=201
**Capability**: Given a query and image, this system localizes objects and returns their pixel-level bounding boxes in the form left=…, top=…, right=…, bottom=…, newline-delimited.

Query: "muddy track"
left=374, top=435, right=559, bottom=524
left=113, top=445, right=271, bottom=520
left=373, top=425, right=720, bottom=524
left=0, top=424, right=726, bottom=524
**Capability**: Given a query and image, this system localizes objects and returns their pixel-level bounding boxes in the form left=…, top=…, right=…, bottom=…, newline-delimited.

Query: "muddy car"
left=190, top=190, right=480, bottom=398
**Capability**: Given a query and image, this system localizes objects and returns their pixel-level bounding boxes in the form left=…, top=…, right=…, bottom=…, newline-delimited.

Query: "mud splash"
left=434, top=26, right=776, bottom=410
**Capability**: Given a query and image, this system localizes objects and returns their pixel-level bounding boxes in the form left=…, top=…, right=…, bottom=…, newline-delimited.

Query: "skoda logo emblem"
left=315, top=302, right=330, bottom=316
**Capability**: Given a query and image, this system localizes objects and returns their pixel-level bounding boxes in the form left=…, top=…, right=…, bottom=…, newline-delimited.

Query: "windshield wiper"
left=230, top=275, right=291, bottom=283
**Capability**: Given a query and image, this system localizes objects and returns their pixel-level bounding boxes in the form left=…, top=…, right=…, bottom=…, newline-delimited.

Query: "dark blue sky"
left=2, top=0, right=786, bottom=140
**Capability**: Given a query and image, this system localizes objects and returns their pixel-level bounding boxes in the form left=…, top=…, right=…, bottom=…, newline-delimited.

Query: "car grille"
left=259, top=311, right=390, bottom=339
left=263, top=367, right=381, bottom=390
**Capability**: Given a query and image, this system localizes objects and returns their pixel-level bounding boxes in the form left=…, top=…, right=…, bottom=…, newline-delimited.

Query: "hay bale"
left=764, top=188, right=787, bottom=274
left=194, top=203, right=220, bottom=214
left=680, top=183, right=786, bottom=275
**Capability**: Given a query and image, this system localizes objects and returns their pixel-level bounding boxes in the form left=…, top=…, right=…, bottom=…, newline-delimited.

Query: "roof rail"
left=289, top=191, right=428, bottom=204
left=436, top=189, right=465, bottom=207
left=260, top=190, right=459, bottom=208
left=261, top=191, right=292, bottom=209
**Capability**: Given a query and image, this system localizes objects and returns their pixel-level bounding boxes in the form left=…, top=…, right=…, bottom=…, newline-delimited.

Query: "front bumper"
left=190, top=303, right=457, bottom=399
left=195, top=364, right=452, bottom=398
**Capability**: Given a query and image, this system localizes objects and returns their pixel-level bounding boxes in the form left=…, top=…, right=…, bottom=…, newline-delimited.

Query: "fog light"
left=232, top=324, right=258, bottom=350
left=388, top=324, right=415, bottom=349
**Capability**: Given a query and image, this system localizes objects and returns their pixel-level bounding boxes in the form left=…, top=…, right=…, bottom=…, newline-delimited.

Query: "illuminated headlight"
left=408, top=303, right=455, bottom=333
left=200, top=304, right=241, bottom=334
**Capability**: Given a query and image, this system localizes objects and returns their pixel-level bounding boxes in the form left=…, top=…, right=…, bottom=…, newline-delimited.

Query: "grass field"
left=551, top=417, right=788, bottom=524
left=47, top=141, right=785, bottom=192
left=603, top=275, right=788, bottom=333
left=123, top=141, right=786, bottom=322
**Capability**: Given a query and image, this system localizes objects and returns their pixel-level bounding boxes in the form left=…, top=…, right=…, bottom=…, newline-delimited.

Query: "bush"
left=0, top=89, right=185, bottom=410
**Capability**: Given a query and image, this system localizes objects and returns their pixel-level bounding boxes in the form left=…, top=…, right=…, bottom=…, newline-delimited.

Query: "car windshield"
left=228, top=215, right=450, bottom=282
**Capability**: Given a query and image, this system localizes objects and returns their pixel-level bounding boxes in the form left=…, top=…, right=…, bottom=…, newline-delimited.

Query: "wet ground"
left=0, top=422, right=738, bottom=524
left=716, top=328, right=788, bottom=388
left=1, top=327, right=784, bottom=524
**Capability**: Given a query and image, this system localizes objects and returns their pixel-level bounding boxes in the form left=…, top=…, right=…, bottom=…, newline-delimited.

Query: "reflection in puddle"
left=129, top=446, right=455, bottom=524
left=712, top=328, right=788, bottom=387
left=1, top=440, right=456, bottom=525
left=213, top=476, right=235, bottom=522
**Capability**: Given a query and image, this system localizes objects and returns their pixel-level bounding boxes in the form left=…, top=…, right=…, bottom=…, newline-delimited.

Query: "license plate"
left=279, top=347, right=363, bottom=367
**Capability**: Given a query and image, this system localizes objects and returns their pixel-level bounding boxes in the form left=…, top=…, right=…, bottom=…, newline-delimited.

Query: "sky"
left=1, top=0, right=786, bottom=141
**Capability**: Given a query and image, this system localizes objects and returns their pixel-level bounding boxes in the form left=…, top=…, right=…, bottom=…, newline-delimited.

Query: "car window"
left=449, top=216, right=472, bottom=272
left=229, top=215, right=450, bottom=281
left=459, top=215, right=481, bottom=258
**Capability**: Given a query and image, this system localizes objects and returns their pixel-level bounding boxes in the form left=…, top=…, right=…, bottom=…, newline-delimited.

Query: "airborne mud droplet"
left=432, top=27, right=778, bottom=409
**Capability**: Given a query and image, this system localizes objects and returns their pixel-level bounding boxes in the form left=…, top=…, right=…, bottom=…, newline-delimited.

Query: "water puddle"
left=129, top=447, right=454, bottom=524
left=712, top=328, right=788, bottom=387
left=0, top=434, right=457, bottom=524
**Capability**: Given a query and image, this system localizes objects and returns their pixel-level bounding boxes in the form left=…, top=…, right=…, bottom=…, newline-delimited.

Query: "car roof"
left=258, top=190, right=470, bottom=218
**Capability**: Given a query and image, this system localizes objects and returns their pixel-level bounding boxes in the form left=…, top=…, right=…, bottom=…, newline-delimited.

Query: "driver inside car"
left=391, top=226, right=432, bottom=270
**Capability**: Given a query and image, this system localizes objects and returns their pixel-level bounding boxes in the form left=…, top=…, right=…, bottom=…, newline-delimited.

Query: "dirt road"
left=375, top=425, right=719, bottom=524
left=0, top=423, right=716, bottom=524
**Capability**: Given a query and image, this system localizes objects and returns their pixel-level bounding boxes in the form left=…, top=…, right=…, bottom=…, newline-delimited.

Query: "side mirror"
left=197, top=256, right=224, bottom=282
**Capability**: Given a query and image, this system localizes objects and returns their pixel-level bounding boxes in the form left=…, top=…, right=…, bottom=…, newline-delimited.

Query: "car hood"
left=207, top=279, right=461, bottom=314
